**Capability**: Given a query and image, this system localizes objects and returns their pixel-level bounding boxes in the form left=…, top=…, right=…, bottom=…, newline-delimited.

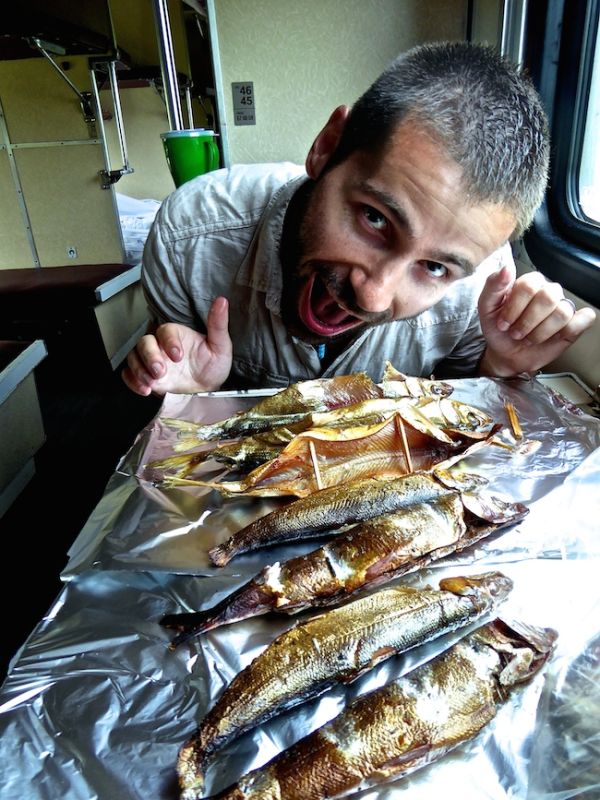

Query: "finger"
left=519, top=297, right=578, bottom=344
left=496, top=276, right=564, bottom=338
left=553, top=306, right=597, bottom=343
left=122, top=361, right=152, bottom=396
left=155, top=323, right=184, bottom=362
left=478, top=263, right=516, bottom=322
left=124, top=348, right=156, bottom=391
left=134, top=334, right=169, bottom=379
left=206, top=296, right=232, bottom=355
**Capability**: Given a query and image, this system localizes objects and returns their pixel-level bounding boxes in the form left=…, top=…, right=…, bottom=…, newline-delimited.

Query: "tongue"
left=313, top=291, right=353, bottom=325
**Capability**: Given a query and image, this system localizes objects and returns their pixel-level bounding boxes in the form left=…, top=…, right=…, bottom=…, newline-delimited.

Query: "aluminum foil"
left=1, top=376, right=600, bottom=799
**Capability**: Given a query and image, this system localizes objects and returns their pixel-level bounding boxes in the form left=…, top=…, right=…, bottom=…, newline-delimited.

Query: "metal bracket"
left=79, top=92, right=98, bottom=138
left=90, top=59, right=135, bottom=189
left=28, top=38, right=98, bottom=136
left=98, top=166, right=134, bottom=189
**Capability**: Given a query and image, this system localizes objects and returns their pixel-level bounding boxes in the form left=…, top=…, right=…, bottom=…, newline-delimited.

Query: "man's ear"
left=305, top=105, right=350, bottom=179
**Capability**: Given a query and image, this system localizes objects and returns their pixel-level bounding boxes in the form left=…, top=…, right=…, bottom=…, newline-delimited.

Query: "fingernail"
left=151, top=362, right=162, bottom=377
left=169, top=347, right=180, bottom=359
left=497, top=320, right=510, bottom=332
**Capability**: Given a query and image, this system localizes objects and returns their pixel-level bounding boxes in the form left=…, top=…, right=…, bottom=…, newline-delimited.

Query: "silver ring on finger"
left=559, top=297, right=576, bottom=313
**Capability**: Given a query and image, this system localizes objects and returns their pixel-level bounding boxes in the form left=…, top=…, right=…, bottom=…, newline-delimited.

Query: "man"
left=122, top=41, right=595, bottom=397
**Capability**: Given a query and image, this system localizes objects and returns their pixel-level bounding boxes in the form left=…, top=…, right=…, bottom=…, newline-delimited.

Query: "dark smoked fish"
left=176, top=572, right=513, bottom=799
left=208, top=471, right=488, bottom=567
left=204, top=619, right=558, bottom=800
left=162, top=492, right=528, bottom=647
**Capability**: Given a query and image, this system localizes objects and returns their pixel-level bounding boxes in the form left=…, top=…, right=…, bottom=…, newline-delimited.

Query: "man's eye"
left=362, top=205, right=387, bottom=231
left=424, top=261, right=448, bottom=278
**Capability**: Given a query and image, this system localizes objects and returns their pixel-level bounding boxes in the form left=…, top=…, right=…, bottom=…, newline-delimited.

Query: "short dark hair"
left=328, top=41, right=549, bottom=237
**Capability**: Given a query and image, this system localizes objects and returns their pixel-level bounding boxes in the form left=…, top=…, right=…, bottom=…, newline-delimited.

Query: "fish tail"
left=208, top=541, right=235, bottom=567
left=177, top=735, right=208, bottom=800
left=161, top=580, right=274, bottom=647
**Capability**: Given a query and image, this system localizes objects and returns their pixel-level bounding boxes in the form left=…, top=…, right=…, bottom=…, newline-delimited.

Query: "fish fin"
left=161, top=579, right=273, bottom=646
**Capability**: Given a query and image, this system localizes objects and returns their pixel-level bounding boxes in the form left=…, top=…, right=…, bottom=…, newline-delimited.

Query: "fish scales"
left=276, top=493, right=467, bottom=605
left=205, top=619, right=557, bottom=800
left=177, top=573, right=513, bottom=798
left=208, top=473, right=466, bottom=566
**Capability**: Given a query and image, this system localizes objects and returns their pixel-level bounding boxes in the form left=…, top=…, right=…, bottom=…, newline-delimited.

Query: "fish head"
left=439, top=571, right=514, bottom=606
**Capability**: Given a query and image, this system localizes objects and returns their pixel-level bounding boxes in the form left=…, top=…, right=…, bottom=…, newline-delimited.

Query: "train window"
left=579, top=21, right=600, bottom=223
left=523, top=0, right=600, bottom=306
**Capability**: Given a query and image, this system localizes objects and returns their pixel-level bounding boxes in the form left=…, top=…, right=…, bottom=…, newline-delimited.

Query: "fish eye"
left=362, top=205, right=388, bottom=231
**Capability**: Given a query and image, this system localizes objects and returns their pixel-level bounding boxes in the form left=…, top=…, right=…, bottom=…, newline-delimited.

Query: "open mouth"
left=298, top=272, right=364, bottom=338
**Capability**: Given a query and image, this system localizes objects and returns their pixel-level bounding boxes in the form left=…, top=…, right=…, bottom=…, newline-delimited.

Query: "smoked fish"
left=202, top=619, right=557, bottom=800
left=152, top=393, right=483, bottom=483
left=162, top=492, right=528, bottom=646
left=176, top=572, right=513, bottom=798
left=207, top=471, right=488, bottom=567
left=162, top=372, right=382, bottom=449
left=381, top=361, right=454, bottom=398
left=196, top=411, right=496, bottom=498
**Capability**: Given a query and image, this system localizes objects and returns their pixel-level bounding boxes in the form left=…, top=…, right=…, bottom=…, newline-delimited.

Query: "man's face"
left=283, top=119, right=516, bottom=344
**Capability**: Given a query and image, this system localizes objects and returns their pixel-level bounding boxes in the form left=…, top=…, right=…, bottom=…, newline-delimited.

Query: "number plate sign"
left=232, top=82, right=256, bottom=125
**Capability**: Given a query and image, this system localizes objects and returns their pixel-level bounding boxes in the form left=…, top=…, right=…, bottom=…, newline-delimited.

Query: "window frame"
left=523, top=0, right=600, bottom=307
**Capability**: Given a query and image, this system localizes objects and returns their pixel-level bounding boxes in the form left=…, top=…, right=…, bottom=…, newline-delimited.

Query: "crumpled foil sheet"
left=1, top=376, right=599, bottom=799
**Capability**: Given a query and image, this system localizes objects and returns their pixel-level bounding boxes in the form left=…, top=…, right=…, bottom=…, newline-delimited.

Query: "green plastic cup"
left=160, top=129, right=220, bottom=187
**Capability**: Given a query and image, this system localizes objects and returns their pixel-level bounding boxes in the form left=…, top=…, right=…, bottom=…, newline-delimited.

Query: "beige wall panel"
left=0, top=57, right=94, bottom=144
left=14, top=145, right=124, bottom=267
left=213, top=0, right=467, bottom=165
left=101, top=86, right=176, bottom=200
left=470, top=0, right=502, bottom=46
left=0, top=150, right=34, bottom=269
left=110, top=0, right=190, bottom=76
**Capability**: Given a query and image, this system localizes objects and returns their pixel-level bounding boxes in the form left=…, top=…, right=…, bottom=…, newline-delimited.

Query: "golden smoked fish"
left=208, top=471, right=487, bottom=567
left=162, top=492, right=528, bottom=647
left=152, top=392, right=483, bottom=484
left=203, top=619, right=557, bottom=800
left=162, top=372, right=382, bottom=449
left=146, top=428, right=298, bottom=479
left=381, top=361, right=454, bottom=397
left=198, top=415, right=496, bottom=499
left=176, top=572, right=513, bottom=799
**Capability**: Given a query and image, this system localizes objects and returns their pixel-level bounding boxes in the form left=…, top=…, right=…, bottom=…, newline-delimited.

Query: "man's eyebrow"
left=358, top=182, right=476, bottom=275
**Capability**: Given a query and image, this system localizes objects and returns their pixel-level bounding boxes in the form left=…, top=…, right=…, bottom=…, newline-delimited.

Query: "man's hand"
left=122, top=297, right=232, bottom=396
left=477, top=263, right=596, bottom=378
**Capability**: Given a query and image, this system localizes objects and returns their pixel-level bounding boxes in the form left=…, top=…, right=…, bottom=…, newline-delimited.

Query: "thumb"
left=206, top=296, right=232, bottom=355
left=478, top=263, right=515, bottom=318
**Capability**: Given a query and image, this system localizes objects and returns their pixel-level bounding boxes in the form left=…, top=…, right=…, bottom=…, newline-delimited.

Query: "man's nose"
left=349, top=258, right=406, bottom=314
